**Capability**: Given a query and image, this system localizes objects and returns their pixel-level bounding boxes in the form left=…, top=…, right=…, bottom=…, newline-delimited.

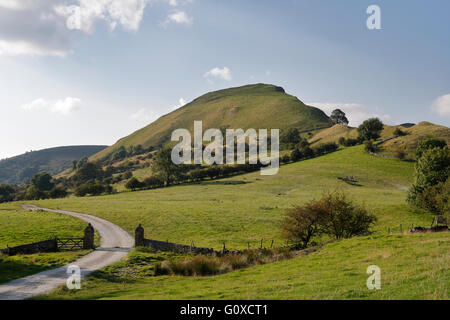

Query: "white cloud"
left=0, top=0, right=149, bottom=56
left=204, top=67, right=232, bottom=82
left=164, top=10, right=193, bottom=26
left=309, top=102, right=391, bottom=126
left=21, top=97, right=81, bottom=115
left=55, top=0, right=149, bottom=33
left=431, top=94, right=450, bottom=117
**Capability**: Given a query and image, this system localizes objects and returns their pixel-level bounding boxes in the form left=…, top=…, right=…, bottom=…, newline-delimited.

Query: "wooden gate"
left=57, top=238, right=84, bottom=250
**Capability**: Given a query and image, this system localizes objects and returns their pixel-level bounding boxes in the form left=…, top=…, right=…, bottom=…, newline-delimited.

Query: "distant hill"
left=0, top=145, right=108, bottom=185
left=92, top=84, right=330, bottom=161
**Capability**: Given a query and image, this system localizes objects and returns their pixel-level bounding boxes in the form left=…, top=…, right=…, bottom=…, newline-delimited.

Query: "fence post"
left=222, top=242, right=226, bottom=254
left=260, top=239, right=263, bottom=249
left=83, top=223, right=95, bottom=250
left=270, top=240, right=274, bottom=248
left=135, top=224, right=145, bottom=247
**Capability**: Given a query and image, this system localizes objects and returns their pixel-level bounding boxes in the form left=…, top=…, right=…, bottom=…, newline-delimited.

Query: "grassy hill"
left=309, top=122, right=450, bottom=159
left=0, top=145, right=108, bottom=185
left=92, top=84, right=330, bottom=161
left=20, top=145, right=449, bottom=299
left=381, top=121, right=450, bottom=158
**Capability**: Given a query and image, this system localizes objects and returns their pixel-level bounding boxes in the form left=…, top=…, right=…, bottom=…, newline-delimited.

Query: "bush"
left=281, top=202, right=325, bottom=249
left=415, top=179, right=449, bottom=215
left=143, top=176, right=164, bottom=188
left=281, top=191, right=377, bottom=246
left=396, top=150, right=407, bottom=160
left=394, top=128, right=407, bottom=137
left=415, top=138, right=447, bottom=159
left=319, top=192, right=377, bottom=239
left=49, top=187, right=68, bottom=199
left=74, top=183, right=113, bottom=197
left=364, top=140, right=379, bottom=153
left=290, top=149, right=302, bottom=162
left=125, top=177, right=144, bottom=191
left=314, top=142, right=338, bottom=156
left=281, top=154, right=290, bottom=164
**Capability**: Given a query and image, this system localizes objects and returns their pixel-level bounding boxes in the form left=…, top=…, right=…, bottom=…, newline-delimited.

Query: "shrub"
left=415, top=138, right=447, bottom=159
left=319, top=191, right=377, bottom=239
left=416, top=179, right=449, bottom=215
left=143, top=176, right=164, bottom=188
left=125, top=177, right=144, bottom=191
left=290, top=149, right=302, bottom=162
left=281, top=202, right=325, bottom=249
left=394, top=128, right=407, bottom=137
left=364, top=140, right=378, bottom=153
left=314, top=142, right=338, bottom=156
left=396, top=150, right=407, bottom=160
left=281, top=154, right=290, bottom=164
left=49, top=187, right=68, bottom=199
left=281, top=191, right=377, bottom=246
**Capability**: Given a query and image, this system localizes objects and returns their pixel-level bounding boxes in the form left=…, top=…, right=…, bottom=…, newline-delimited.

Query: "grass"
left=91, top=83, right=330, bottom=161
left=31, top=146, right=434, bottom=250
left=39, top=232, right=449, bottom=300
left=0, top=203, right=91, bottom=284
left=14, top=145, right=449, bottom=299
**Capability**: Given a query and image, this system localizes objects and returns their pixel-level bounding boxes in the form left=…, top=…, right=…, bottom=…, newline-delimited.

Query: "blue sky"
left=0, top=0, right=449, bottom=159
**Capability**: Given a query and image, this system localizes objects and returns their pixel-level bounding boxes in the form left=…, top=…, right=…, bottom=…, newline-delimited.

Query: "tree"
left=152, top=146, right=184, bottom=185
left=330, top=109, right=349, bottom=125
left=0, top=185, right=15, bottom=203
left=415, top=138, right=447, bottom=159
left=49, top=187, right=68, bottom=199
left=73, top=162, right=104, bottom=185
left=290, top=149, right=302, bottom=162
left=358, top=118, right=384, bottom=141
left=30, top=173, right=54, bottom=191
left=281, top=128, right=301, bottom=146
left=281, top=202, right=325, bottom=249
left=143, top=176, right=164, bottom=188
left=318, top=191, right=377, bottom=240
left=125, top=177, right=144, bottom=191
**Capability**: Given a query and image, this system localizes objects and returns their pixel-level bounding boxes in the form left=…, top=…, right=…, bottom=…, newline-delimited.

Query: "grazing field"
left=39, top=231, right=449, bottom=300
left=32, top=146, right=434, bottom=250
left=23, top=145, right=450, bottom=300
left=0, top=203, right=90, bottom=284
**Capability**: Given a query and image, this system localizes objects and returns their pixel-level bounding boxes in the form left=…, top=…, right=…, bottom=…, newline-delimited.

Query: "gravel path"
left=0, top=204, right=133, bottom=300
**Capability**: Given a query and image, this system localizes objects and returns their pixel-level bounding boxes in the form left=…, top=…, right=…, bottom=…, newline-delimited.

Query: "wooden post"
left=260, top=239, right=263, bottom=249
left=388, top=228, right=390, bottom=234
left=135, top=224, right=145, bottom=247
left=222, top=242, right=226, bottom=254
left=270, top=240, right=274, bottom=248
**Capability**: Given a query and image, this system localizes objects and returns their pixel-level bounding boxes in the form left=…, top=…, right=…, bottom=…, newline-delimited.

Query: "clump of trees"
left=281, top=191, right=377, bottom=249
left=330, top=109, right=349, bottom=125
left=338, top=137, right=360, bottom=147
left=407, top=139, right=449, bottom=215
left=74, top=183, right=114, bottom=197
left=358, top=118, right=384, bottom=142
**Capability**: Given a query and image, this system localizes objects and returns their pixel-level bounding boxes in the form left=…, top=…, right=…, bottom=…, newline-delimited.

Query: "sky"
left=0, top=0, right=449, bottom=159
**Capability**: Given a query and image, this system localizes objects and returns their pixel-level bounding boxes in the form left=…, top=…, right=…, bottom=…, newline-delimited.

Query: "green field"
left=32, top=146, right=434, bottom=249
left=0, top=203, right=91, bottom=284
left=17, top=145, right=448, bottom=299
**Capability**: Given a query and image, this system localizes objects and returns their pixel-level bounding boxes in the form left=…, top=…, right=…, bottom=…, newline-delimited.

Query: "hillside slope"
left=92, top=84, right=330, bottom=161
left=309, top=122, right=450, bottom=159
left=0, top=145, right=107, bottom=185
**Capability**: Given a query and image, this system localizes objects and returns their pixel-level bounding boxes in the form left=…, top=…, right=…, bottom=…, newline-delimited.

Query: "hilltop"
left=0, top=145, right=108, bottom=185
left=92, top=84, right=330, bottom=161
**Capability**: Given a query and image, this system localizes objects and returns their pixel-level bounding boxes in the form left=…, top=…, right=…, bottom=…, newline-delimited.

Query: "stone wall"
left=0, top=239, right=58, bottom=256
left=143, top=238, right=216, bottom=255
